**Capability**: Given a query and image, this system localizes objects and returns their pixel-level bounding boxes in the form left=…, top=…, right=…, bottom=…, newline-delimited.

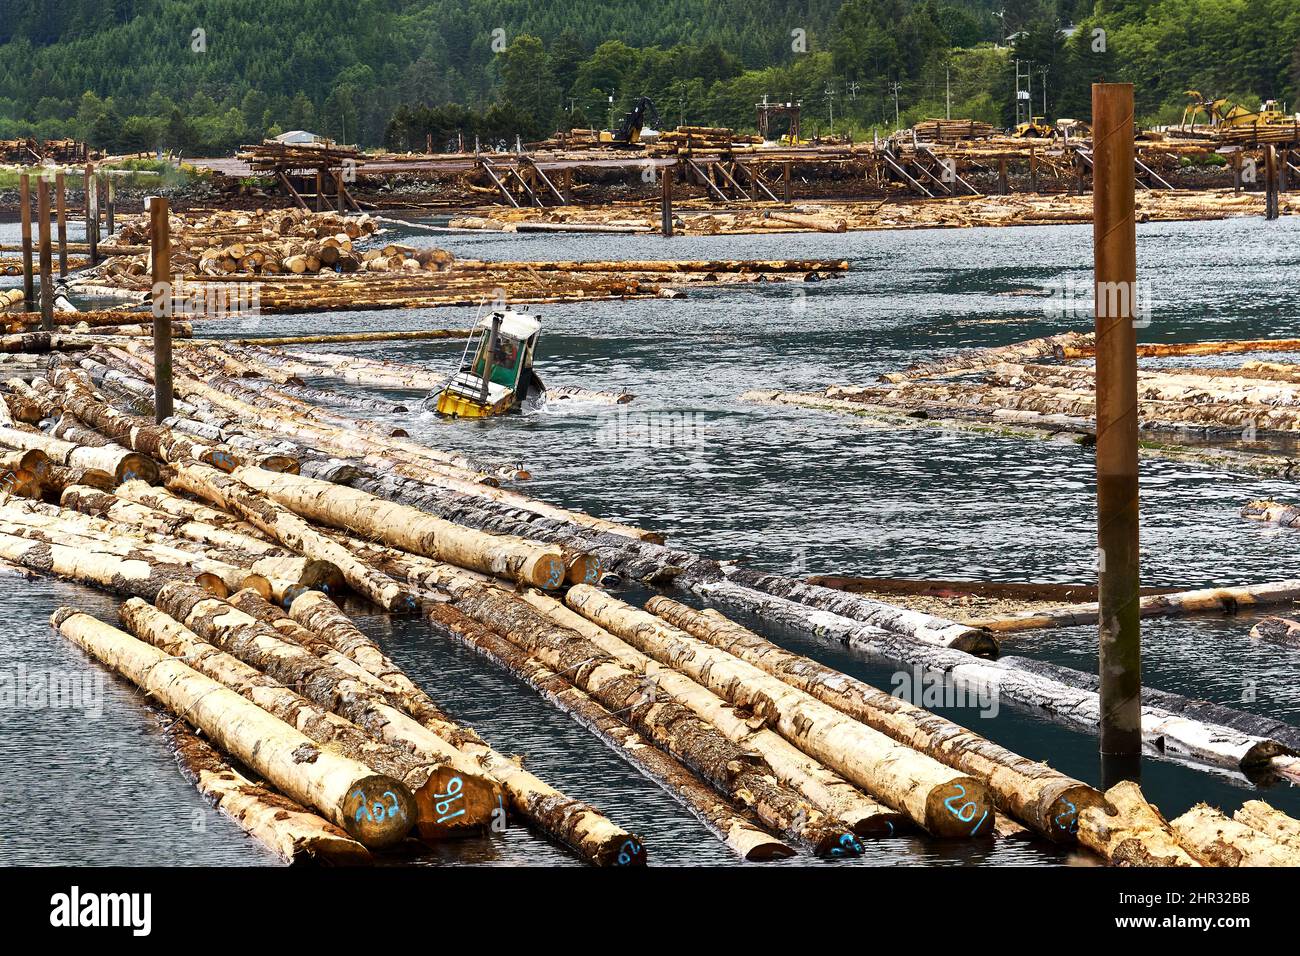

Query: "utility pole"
left=825, top=83, right=834, bottom=127
left=1040, top=66, right=1049, bottom=117
left=946, top=66, right=951, bottom=120
left=890, top=82, right=901, bottom=127
left=1092, top=82, right=1142, bottom=788
left=150, top=196, right=175, bottom=424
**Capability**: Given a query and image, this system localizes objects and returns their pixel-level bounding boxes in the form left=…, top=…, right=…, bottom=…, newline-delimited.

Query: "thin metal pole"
left=37, top=175, right=54, bottom=331
left=1092, top=82, right=1142, bottom=787
left=150, top=196, right=174, bottom=424
left=19, top=174, right=33, bottom=310
left=661, top=165, right=673, bottom=237
left=55, top=171, right=68, bottom=279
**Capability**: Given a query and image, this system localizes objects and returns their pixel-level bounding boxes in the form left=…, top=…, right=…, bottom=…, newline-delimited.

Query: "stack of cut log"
left=1216, top=123, right=1300, bottom=147
left=911, top=119, right=996, bottom=144
left=236, top=139, right=364, bottom=173
left=651, top=126, right=765, bottom=155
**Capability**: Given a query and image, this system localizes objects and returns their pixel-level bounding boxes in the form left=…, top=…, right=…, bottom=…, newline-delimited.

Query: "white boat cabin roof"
left=478, top=310, right=540, bottom=341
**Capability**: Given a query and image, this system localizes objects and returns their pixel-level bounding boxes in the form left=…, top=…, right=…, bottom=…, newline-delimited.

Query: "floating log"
left=646, top=596, right=1100, bottom=841
left=966, top=579, right=1300, bottom=633
left=1250, top=617, right=1300, bottom=648
left=0, top=423, right=158, bottom=485
left=233, top=466, right=568, bottom=589
left=1077, top=782, right=1200, bottom=867
left=566, top=585, right=992, bottom=839
left=440, top=575, right=858, bottom=856
left=524, top=590, right=902, bottom=838
left=166, top=460, right=417, bottom=611
left=883, top=331, right=1095, bottom=383
left=120, top=598, right=497, bottom=841
left=692, top=577, right=1292, bottom=774
left=425, top=601, right=794, bottom=861
left=52, top=607, right=416, bottom=848
left=1065, top=338, right=1300, bottom=359
left=1171, top=804, right=1300, bottom=866
left=721, top=568, right=996, bottom=654
left=164, top=718, right=372, bottom=865
left=1234, top=800, right=1300, bottom=849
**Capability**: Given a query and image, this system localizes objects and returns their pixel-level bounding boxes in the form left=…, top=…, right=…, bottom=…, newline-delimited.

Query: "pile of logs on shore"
left=2, top=331, right=1296, bottom=867
left=911, top=119, right=996, bottom=144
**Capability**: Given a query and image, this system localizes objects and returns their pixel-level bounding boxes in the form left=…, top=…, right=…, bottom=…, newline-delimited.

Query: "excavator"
left=1181, top=91, right=1291, bottom=131
left=599, top=96, right=661, bottom=147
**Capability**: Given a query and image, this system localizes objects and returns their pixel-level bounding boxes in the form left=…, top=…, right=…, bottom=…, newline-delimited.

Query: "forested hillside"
left=0, top=0, right=1296, bottom=154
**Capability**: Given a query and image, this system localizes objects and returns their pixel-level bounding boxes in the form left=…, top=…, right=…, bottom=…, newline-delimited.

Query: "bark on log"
left=1077, top=782, right=1200, bottom=867
left=442, top=576, right=859, bottom=856
left=165, top=460, right=417, bottom=611
left=232, top=466, right=568, bottom=588
left=164, top=718, right=373, bottom=865
left=425, top=601, right=793, bottom=861
left=52, top=607, right=416, bottom=848
left=694, top=577, right=1293, bottom=773
left=1234, top=800, right=1300, bottom=849
left=523, top=590, right=903, bottom=838
left=721, top=568, right=997, bottom=654
left=965, top=579, right=1300, bottom=633
left=883, top=331, right=1095, bottom=383
left=120, top=598, right=498, bottom=841
left=1249, top=617, right=1300, bottom=648
left=0, top=422, right=158, bottom=484
left=567, top=585, right=993, bottom=838
left=0, top=527, right=222, bottom=599
left=1171, top=804, right=1300, bottom=866
left=647, top=596, right=1100, bottom=841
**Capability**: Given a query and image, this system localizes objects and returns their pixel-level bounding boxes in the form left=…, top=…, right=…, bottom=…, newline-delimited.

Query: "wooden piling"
left=55, top=171, right=68, bottom=279
left=1266, top=146, right=1280, bottom=221
left=661, top=165, right=673, bottom=237
left=150, top=196, right=174, bottom=424
left=336, top=169, right=345, bottom=214
left=105, top=175, right=115, bottom=235
left=315, top=170, right=324, bottom=212
left=998, top=158, right=1009, bottom=196
left=36, top=176, right=53, bottom=331
left=85, top=164, right=98, bottom=266
left=1030, top=144, right=1039, bottom=194
left=1092, top=82, right=1142, bottom=786
left=18, top=174, right=33, bottom=310
left=783, top=161, right=792, bottom=203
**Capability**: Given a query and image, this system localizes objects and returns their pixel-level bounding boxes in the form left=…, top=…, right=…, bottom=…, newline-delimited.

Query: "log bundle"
left=68, top=207, right=847, bottom=315
left=2, top=322, right=1295, bottom=868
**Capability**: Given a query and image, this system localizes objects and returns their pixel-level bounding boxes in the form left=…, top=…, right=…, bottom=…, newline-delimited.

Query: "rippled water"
left=3, top=214, right=1299, bottom=865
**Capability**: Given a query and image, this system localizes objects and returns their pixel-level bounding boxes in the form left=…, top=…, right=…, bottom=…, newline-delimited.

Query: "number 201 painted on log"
left=943, top=784, right=988, bottom=836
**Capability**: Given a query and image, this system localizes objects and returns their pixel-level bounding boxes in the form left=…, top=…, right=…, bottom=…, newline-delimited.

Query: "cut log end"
left=116, top=453, right=160, bottom=486
left=593, top=835, right=648, bottom=867
left=411, top=766, right=503, bottom=841
left=339, top=773, right=419, bottom=849
left=193, top=572, right=232, bottom=598
left=924, top=779, right=995, bottom=838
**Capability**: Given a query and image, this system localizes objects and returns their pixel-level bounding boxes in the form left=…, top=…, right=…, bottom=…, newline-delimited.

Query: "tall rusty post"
left=150, top=196, right=175, bottom=424
left=661, top=164, right=674, bottom=237
left=36, top=175, right=54, bottom=331
left=1092, top=82, right=1142, bottom=787
left=336, top=168, right=345, bottom=213
left=19, top=173, right=34, bottom=310
left=783, top=161, right=792, bottom=204
left=55, top=170, right=68, bottom=279
left=85, top=164, right=99, bottom=266
left=315, top=169, right=324, bottom=212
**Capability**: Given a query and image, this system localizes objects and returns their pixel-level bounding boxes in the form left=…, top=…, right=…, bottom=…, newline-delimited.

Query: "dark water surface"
left=3, top=215, right=1299, bottom=865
